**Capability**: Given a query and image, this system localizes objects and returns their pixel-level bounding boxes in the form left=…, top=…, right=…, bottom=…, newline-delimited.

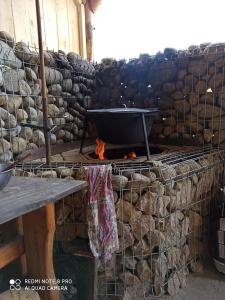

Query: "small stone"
left=3, top=95, right=22, bottom=113
left=15, top=41, right=33, bottom=61
left=112, top=175, right=128, bottom=191
left=26, top=107, right=38, bottom=121
left=33, top=130, right=45, bottom=146
left=0, top=93, right=8, bottom=106
left=0, top=288, right=41, bottom=299
left=56, top=167, right=75, bottom=178
left=50, top=133, right=56, bottom=144
left=16, top=109, right=28, bottom=122
left=25, top=67, right=37, bottom=81
left=20, top=127, right=33, bottom=141
left=48, top=104, right=59, bottom=117
left=0, top=139, right=11, bottom=154
left=23, top=96, right=35, bottom=108
left=0, top=31, right=14, bottom=48
left=150, top=180, right=165, bottom=195
left=123, top=191, right=139, bottom=204
left=48, top=84, right=62, bottom=96
left=0, top=150, right=13, bottom=162
left=62, top=79, right=73, bottom=92
left=0, top=40, right=22, bottom=69
left=167, top=272, right=180, bottom=296
left=126, top=173, right=151, bottom=190
left=4, top=114, right=17, bottom=128
left=116, top=200, right=141, bottom=223
left=119, top=271, right=140, bottom=287
left=136, top=260, right=151, bottom=282
left=131, top=215, right=155, bottom=240
left=37, top=170, right=57, bottom=178
left=11, top=137, right=27, bottom=154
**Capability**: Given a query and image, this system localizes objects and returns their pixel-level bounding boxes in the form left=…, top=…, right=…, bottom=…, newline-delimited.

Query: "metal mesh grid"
left=94, top=45, right=225, bottom=149
left=15, top=147, right=225, bottom=299
left=0, top=40, right=95, bottom=162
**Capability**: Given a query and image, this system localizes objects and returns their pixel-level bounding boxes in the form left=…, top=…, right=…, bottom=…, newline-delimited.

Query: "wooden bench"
left=0, top=176, right=87, bottom=300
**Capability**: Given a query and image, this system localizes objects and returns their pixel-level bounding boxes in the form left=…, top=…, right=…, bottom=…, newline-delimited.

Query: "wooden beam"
left=0, top=236, right=25, bottom=269
left=15, top=217, right=27, bottom=277
left=74, top=0, right=87, bottom=58
left=22, top=203, right=60, bottom=300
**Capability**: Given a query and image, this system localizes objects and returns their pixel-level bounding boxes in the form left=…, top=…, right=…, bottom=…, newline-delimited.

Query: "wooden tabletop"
left=0, top=177, right=87, bottom=224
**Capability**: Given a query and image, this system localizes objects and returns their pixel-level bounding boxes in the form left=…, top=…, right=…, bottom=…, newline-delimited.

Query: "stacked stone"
left=97, top=152, right=222, bottom=299
left=0, top=31, right=94, bottom=161
left=94, top=43, right=225, bottom=148
left=24, top=150, right=224, bottom=298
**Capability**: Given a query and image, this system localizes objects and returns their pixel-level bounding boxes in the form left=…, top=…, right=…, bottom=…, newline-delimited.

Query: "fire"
left=124, top=151, right=137, bottom=160
left=129, top=151, right=137, bottom=159
left=95, top=138, right=106, bottom=160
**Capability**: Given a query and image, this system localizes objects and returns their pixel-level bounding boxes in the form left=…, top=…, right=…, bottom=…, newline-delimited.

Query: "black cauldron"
left=86, top=108, right=158, bottom=144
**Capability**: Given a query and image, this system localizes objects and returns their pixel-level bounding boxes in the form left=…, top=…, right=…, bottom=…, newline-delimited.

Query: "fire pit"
left=80, top=108, right=158, bottom=160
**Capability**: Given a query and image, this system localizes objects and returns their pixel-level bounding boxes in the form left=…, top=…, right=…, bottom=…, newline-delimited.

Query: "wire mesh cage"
left=94, top=44, right=225, bottom=149
left=0, top=35, right=95, bottom=163
left=15, top=147, right=225, bottom=299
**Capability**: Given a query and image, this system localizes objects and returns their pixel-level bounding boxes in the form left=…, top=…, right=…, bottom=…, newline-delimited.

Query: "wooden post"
left=35, top=0, right=51, bottom=164
left=22, top=203, right=59, bottom=300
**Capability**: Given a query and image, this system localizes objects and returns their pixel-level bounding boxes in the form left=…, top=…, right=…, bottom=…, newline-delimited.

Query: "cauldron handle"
left=141, top=113, right=150, bottom=161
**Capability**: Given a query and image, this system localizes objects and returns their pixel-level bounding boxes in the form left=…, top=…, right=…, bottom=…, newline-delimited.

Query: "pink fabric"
left=85, top=165, right=119, bottom=264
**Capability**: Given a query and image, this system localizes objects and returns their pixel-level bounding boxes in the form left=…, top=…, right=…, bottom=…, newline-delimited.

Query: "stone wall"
left=36, top=149, right=224, bottom=299
left=94, top=43, right=225, bottom=148
left=0, top=31, right=95, bottom=161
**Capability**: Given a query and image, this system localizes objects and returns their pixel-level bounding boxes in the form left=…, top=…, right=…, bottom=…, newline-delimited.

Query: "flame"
left=129, top=151, right=137, bottom=159
left=95, top=138, right=106, bottom=160
left=124, top=151, right=137, bottom=160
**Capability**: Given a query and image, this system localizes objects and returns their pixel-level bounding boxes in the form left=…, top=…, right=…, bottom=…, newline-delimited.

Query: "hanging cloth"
left=84, top=165, right=119, bottom=264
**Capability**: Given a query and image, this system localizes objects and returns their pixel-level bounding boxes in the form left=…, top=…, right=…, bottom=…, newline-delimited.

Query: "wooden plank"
left=42, top=0, right=59, bottom=50
left=23, top=203, right=59, bottom=300
left=15, top=217, right=27, bottom=276
left=0, top=177, right=87, bottom=224
left=11, top=0, right=31, bottom=44
left=55, top=0, right=70, bottom=52
left=0, top=0, right=15, bottom=39
left=67, top=0, right=80, bottom=53
left=0, top=236, right=25, bottom=269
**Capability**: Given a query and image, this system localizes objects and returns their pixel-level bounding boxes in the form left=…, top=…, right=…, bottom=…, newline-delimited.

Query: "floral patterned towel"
left=85, top=165, right=119, bottom=264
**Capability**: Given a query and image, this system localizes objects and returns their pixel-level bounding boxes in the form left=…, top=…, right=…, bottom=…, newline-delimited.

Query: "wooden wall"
left=0, top=0, right=86, bottom=55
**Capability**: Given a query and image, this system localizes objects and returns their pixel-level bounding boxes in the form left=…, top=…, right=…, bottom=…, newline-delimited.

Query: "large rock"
left=112, top=175, right=128, bottom=191
left=131, top=214, right=155, bottom=240
left=45, top=66, right=63, bottom=85
left=16, top=109, right=28, bottom=122
left=33, top=130, right=45, bottom=146
left=3, top=95, right=22, bottom=113
left=0, top=92, right=8, bottom=106
left=2, top=69, right=31, bottom=95
left=119, top=271, right=141, bottom=287
left=20, top=127, right=33, bottom=141
left=0, top=139, right=11, bottom=154
left=136, top=260, right=152, bottom=282
left=0, top=41, right=22, bottom=68
left=11, top=137, right=27, bottom=154
left=0, top=31, right=14, bottom=48
left=126, top=173, right=151, bottom=189
left=48, top=104, right=59, bottom=118
left=116, top=199, right=141, bottom=223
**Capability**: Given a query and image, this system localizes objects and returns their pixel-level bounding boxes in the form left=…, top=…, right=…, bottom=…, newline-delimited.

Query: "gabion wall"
left=0, top=31, right=95, bottom=161
left=94, top=43, right=225, bottom=148
left=18, top=148, right=224, bottom=299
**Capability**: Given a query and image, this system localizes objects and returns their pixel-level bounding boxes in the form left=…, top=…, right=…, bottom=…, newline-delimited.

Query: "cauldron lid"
left=87, top=108, right=158, bottom=114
